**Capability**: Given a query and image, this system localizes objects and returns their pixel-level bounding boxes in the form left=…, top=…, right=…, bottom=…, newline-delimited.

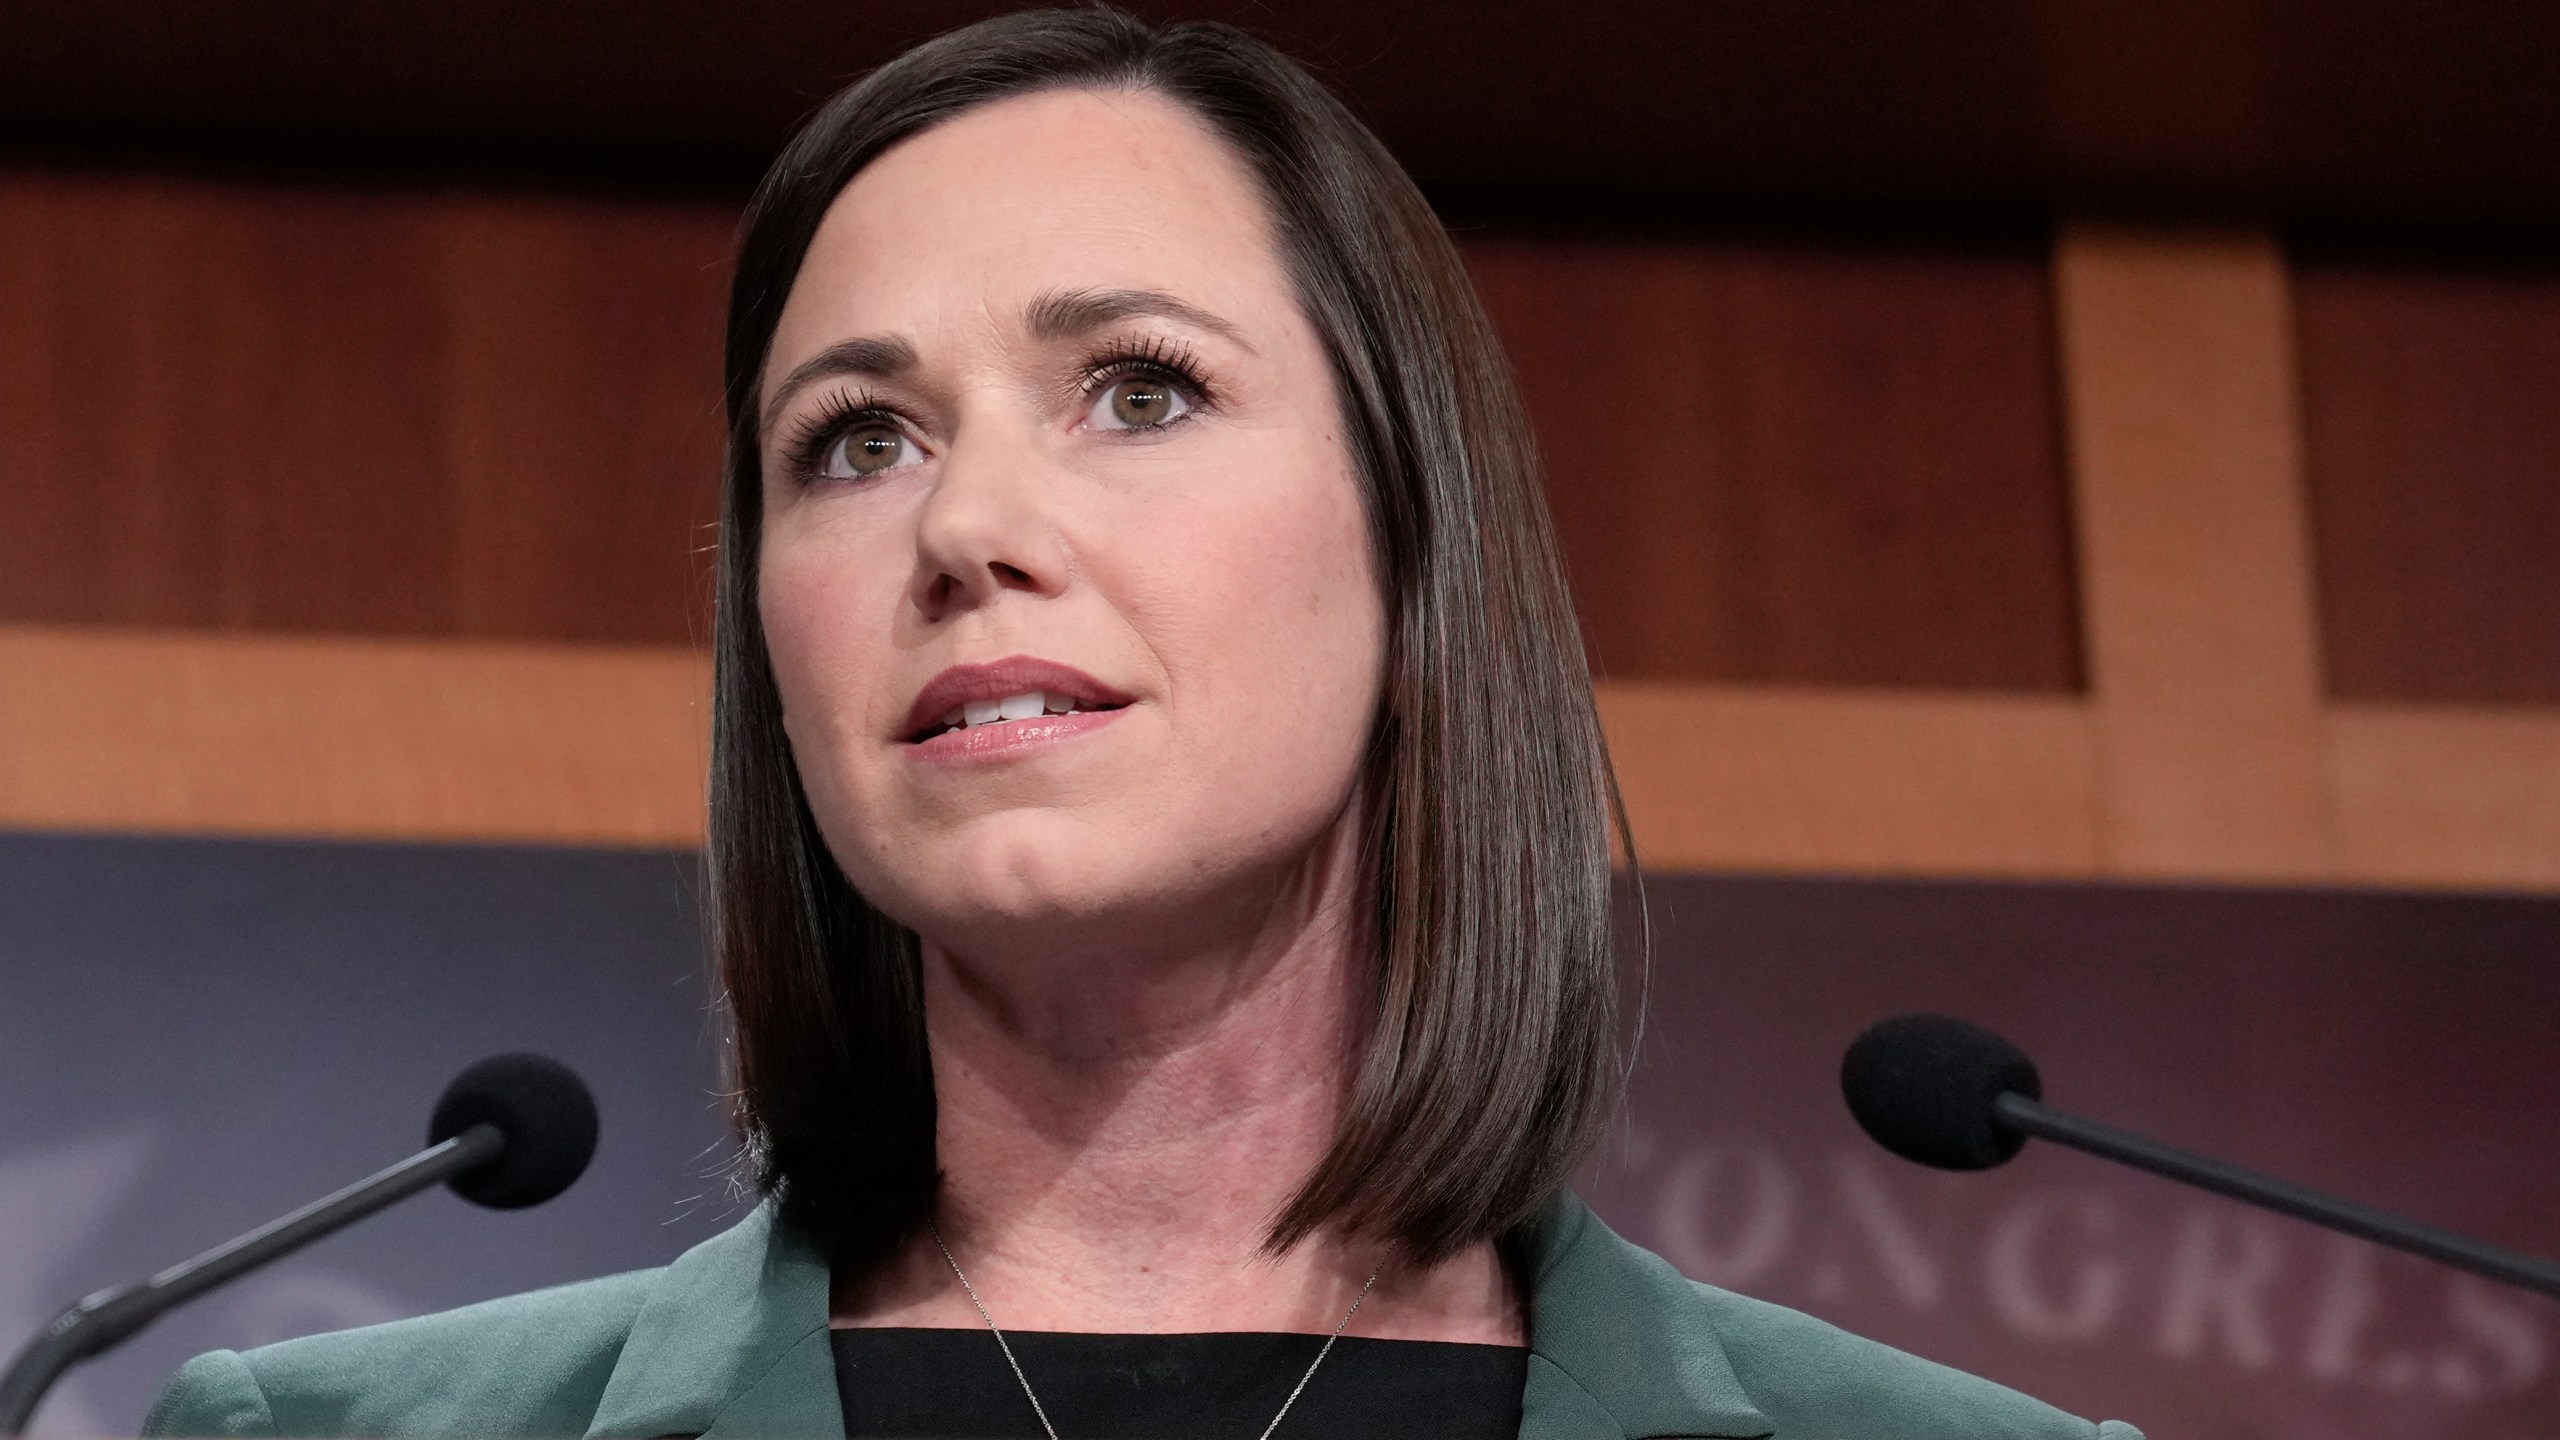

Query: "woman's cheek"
left=767, top=516, right=886, bottom=651
left=1188, top=481, right=1381, bottom=786
left=761, top=543, right=890, bottom=780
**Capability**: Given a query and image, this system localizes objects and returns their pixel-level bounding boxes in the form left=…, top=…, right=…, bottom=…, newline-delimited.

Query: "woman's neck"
left=829, top=821, right=1525, bottom=1345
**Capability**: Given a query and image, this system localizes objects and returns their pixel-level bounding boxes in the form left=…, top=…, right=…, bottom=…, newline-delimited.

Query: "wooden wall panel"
left=166, top=182, right=457, bottom=631
left=2, top=171, right=458, bottom=631
left=1466, top=232, right=2082, bottom=692
left=1598, top=682, right=2101, bottom=876
left=0, top=172, right=145, bottom=621
left=0, top=167, right=729, bottom=643
left=19, top=615, right=2560, bottom=891
left=10, top=172, right=2560, bottom=891
left=2295, top=249, right=2560, bottom=705
left=440, top=196, right=733, bottom=643
left=0, top=625, right=708, bottom=845
left=5, top=167, right=2087, bottom=691
left=2329, top=704, right=2560, bottom=889
left=2055, top=229, right=2331, bottom=881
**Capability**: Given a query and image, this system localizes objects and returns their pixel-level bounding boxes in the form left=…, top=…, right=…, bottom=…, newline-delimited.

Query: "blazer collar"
left=585, top=1204, right=843, bottom=1440
left=1520, top=1195, right=1776, bottom=1439
left=584, top=1194, right=1774, bottom=1440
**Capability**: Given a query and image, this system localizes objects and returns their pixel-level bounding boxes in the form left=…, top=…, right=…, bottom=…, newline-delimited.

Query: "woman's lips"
left=899, top=656, right=1136, bottom=756
left=908, top=706, right=1126, bottom=761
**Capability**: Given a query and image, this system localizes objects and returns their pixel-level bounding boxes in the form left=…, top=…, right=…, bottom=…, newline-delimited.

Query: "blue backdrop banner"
left=3, top=832, right=2555, bottom=1437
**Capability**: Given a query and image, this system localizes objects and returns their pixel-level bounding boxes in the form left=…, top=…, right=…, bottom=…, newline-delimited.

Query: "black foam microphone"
left=0, top=1054, right=599, bottom=1437
left=1841, top=1014, right=2560, bottom=1302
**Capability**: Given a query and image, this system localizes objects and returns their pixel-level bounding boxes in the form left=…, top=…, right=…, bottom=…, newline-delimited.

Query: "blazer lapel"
left=577, top=1191, right=1768, bottom=1440
left=585, top=1204, right=844, bottom=1440
left=1522, top=1196, right=1776, bottom=1440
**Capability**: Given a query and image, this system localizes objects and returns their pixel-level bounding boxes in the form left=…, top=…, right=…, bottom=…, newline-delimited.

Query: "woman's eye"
left=818, top=423, right=919, bottom=479
left=1089, top=374, right=1193, bottom=431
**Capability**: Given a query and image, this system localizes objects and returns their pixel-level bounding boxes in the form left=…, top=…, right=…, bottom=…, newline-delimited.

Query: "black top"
left=830, top=1327, right=1528, bottom=1439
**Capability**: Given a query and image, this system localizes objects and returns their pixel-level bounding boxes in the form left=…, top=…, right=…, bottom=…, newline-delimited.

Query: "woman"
left=151, top=10, right=2140, bottom=1438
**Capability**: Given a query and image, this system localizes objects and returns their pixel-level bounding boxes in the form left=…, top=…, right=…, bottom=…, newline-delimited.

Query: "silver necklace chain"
left=929, top=1222, right=1385, bottom=1440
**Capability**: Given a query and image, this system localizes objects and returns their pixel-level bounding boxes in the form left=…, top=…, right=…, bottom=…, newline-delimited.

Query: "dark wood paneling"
left=5, top=168, right=2078, bottom=690
left=0, top=167, right=728, bottom=644
left=1467, top=233, right=2082, bottom=690
left=176, top=182, right=458, bottom=632
left=439, top=198, right=731, bottom=644
left=2297, top=250, right=2560, bottom=704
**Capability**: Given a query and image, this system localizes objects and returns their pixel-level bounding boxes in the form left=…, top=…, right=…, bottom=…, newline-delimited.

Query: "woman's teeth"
left=942, top=692, right=1085, bottom=731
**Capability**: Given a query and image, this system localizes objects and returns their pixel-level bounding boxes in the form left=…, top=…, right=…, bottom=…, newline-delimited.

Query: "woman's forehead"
left=768, top=88, right=1287, bottom=369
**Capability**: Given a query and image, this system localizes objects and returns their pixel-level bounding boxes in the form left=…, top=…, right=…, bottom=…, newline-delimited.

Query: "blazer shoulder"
left=1694, top=1283, right=2145, bottom=1440
left=146, top=1268, right=661, bottom=1439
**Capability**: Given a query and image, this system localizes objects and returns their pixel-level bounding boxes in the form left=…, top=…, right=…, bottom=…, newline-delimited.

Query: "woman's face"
left=757, top=87, right=1387, bottom=965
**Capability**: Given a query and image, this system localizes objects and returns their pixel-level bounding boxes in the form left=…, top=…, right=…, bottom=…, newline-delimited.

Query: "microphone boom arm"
left=1993, top=1092, right=2560, bottom=1301
left=0, top=1124, right=503, bottom=1437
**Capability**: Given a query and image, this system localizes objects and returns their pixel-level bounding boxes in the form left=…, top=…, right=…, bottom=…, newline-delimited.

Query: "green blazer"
left=147, top=1195, right=2142, bottom=1440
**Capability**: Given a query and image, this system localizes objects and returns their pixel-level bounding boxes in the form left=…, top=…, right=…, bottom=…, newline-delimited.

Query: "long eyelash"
left=780, top=388, right=902, bottom=482
left=1077, top=335, right=1217, bottom=410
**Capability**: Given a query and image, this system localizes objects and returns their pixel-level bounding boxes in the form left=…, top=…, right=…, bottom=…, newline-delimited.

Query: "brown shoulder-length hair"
left=712, top=5, right=1633, bottom=1268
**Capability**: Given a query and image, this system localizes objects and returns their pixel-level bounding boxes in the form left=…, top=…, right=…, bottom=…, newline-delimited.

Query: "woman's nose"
left=907, top=434, right=1070, bottom=620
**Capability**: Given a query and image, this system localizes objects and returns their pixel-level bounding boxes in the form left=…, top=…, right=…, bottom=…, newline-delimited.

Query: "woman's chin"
left=890, top=852, right=1288, bottom=974
left=872, top=835, right=1161, bottom=944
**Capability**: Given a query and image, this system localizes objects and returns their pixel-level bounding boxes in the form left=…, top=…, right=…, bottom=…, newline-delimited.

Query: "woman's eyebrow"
left=760, top=334, right=920, bottom=436
left=1024, top=287, right=1254, bottom=350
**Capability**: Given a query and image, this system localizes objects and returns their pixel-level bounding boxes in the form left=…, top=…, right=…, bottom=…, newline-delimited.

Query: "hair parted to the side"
left=712, top=5, right=1638, bottom=1268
